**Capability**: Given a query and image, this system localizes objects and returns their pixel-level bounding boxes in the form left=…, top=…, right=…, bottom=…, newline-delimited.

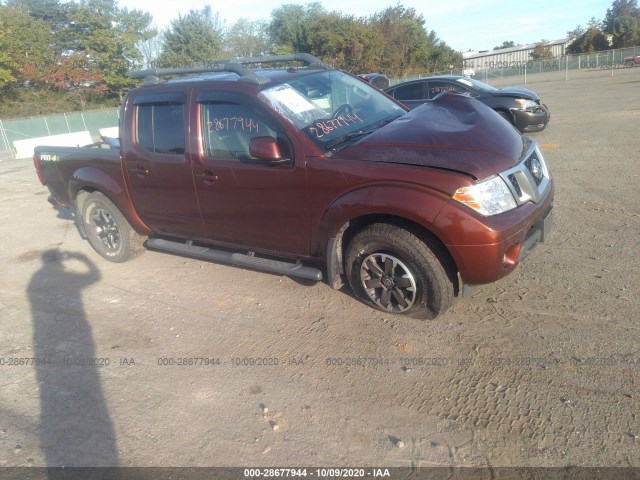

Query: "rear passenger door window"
left=135, top=95, right=185, bottom=154
left=391, top=82, right=425, bottom=101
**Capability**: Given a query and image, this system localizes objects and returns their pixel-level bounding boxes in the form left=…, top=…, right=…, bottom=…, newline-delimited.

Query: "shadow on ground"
left=27, top=249, right=119, bottom=468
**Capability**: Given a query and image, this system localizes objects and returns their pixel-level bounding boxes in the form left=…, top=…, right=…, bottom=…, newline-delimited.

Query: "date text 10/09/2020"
left=244, top=468, right=391, bottom=477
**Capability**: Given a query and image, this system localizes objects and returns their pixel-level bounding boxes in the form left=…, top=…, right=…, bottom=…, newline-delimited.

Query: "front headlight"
left=514, top=98, right=537, bottom=109
left=452, top=176, right=517, bottom=216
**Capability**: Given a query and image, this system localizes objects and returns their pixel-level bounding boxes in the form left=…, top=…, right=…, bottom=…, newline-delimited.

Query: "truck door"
left=192, top=91, right=309, bottom=257
left=122, top=91, right=203, bottom=237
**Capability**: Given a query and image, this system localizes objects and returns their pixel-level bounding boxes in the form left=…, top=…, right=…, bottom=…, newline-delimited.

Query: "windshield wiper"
left=326, top=115, right=402, bottom=152
left=327, top=130, right=372, bottom=152
left=377, top=114, right=402, bottom=128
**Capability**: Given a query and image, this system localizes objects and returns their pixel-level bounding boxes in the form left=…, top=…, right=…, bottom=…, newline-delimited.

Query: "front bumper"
left=512, top=103, right=550, bottom=133
left=517, top=204, right=553, bottom=262
left=460, top=206, right=550, bottom=296
left=434, top=180, right=555, bottom=286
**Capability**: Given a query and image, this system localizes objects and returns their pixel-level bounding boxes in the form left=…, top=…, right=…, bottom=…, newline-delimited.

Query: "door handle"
left=197, top=170, right=219, bottom=185
left=129, top=164, right=149, bottom=178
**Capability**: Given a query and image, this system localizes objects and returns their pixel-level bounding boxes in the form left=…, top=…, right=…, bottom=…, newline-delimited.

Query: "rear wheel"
left=82, top=192, right=145, bottom=263
left=345, top=223, right=455, bottom=319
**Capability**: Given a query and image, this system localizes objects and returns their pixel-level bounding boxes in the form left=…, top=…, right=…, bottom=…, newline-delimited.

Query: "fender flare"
left=319, top=183, right=450, bottom=288
left=68, top=166, right=153, bottom=236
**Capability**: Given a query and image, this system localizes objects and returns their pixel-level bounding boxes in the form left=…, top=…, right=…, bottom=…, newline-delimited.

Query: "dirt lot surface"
left=1, top=67, right=639, bottom=472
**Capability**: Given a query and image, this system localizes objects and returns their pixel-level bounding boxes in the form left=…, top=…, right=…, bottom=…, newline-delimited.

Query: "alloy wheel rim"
left=360, top=253, right=417, bottom=312
left=92, top=208, right=120, bottom=252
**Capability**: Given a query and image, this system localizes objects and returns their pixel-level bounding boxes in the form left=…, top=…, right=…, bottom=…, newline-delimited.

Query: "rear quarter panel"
left=34, top=146, right=152, bottom=235
left=35, top=147, right=121, bottom=206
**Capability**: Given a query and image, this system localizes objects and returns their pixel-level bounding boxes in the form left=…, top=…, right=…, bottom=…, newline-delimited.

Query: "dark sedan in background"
left=385, top=75, right=550, bottom=133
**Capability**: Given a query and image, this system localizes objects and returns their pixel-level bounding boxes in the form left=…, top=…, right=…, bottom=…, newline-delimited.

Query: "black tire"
left=82, top=192, right=145, bottom=263
left=497, top=110, right=513, bottom=124
left=345, top=223, right=455, bottom=319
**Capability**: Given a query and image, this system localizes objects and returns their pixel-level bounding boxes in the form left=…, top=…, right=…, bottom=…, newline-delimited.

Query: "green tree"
left=225, top=19, right=270, bottom=58
left=601, top=0, right=640, bottom=47
left=427, top=29, right=462, bottom=73
left=0, top=0, right=154, bottom=112
left=529, top=40, right=554, bottom=59
left=369, top=5, right=431, bottom=77
left=7, top=0, right=71, bottom=56
left=0, top=4, right=54, bottom=85
left=566, top=19, right=610, bottom=53
left=268, top=3, right=324, bottom=54
left=66, top=0, right=155, bottom=100
left=302, top=11, right=375, bottom=72
left=610, top=14, right=640, bottom=47
left=494, top=40, right=516, bottom=50
left=603, top=0, right=640, bottom=31
left=0, top=30, right=16, bottom=87
left=567, top=25, right=586, bottom=40
left=159, top=6, right=224, bottom=67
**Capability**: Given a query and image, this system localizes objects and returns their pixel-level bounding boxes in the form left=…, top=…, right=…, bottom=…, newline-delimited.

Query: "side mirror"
left=368, top=73, right=390, bottom=90
left=359, top=73, right=390, bottom=90
left=249, top=136, right=283, bottom=162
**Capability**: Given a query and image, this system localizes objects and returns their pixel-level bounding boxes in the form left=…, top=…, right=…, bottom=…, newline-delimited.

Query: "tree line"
left=566, top=0, right=640, bottom=53
left=0, top=0, right=460, bottom=117
left=2, top=0, right=638, bottom=118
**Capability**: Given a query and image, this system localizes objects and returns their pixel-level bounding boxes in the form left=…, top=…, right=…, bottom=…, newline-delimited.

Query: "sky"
left=124, top=0, right=611, bottom=52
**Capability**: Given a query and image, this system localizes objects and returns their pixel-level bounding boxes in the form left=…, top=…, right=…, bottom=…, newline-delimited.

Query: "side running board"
left=146, top=238, right=323, bottom=282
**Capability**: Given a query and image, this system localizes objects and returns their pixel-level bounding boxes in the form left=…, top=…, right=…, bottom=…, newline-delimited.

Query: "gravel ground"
left=0, top=67, right=639, bottom=471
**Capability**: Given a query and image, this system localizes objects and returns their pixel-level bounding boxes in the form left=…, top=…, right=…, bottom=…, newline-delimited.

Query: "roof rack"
left=129, top=53, right=331, bottom=85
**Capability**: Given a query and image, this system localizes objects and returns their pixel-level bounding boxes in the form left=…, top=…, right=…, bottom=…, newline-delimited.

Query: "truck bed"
left=34, top=145, right=122, bottom=208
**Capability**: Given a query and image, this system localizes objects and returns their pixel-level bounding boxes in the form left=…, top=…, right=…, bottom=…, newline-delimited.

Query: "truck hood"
left=340, top=93, right=525, bottom=180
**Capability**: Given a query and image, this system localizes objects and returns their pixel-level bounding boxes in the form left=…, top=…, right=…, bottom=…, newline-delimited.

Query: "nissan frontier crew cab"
left=34, top=54, right=554, bottom=319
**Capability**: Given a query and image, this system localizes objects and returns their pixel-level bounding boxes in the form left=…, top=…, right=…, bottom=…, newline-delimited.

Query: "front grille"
left=500, top=142, right=550, bottom=206
left=508, top=173, right=522, bottom=197
left=524, top=151, right=544, bottom=186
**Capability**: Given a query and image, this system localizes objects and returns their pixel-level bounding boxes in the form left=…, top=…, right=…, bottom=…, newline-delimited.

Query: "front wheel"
left=345, top=224, right=455, bottom=319
left=82, top=192, right=145, bottom=263
left=497, top=110, right=513, bottom=124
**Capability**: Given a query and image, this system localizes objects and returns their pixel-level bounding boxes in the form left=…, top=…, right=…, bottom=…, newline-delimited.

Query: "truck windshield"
left=259, top=70, right=405, bottom=151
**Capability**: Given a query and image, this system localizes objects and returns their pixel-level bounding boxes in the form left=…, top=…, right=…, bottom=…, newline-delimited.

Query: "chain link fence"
left=0, top=108, right=119, bottom=161
left=390, top=45, right=640, bottom=86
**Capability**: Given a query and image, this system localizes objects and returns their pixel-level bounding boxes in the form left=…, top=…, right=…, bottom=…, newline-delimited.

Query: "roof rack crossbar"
left=239, top=53, right=331, bottom=69
left=129, top=54, right=330, bottom=83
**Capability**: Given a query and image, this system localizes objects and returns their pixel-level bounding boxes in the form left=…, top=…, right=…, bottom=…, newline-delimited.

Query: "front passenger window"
left=428, top=81, right=467, bottom=98
left=200, top=102, right=277, bottom=160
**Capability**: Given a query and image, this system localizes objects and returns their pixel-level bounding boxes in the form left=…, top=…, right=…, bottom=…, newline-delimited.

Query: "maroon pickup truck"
left=624, top=54, right=640, bottom=67
left=34, top=54, right=554, bottom=319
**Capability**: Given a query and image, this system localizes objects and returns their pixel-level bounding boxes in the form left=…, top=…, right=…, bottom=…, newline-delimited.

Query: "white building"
left=463, top=38, right=572, bottom=71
